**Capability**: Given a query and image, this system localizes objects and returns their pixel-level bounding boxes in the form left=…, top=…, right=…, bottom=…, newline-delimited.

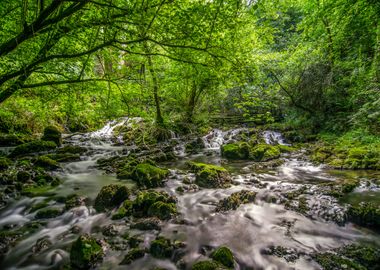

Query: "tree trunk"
left=146, top=55, right=164, bottom=125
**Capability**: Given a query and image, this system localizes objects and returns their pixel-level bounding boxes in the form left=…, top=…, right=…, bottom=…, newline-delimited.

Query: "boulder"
left=211, top=246, right=234, bottom=268
left=188, top=162, right=231, bottom=188
left=94, top=184, right=129, bottom=212
left=41, top=126, right=62, bottom=146
left=70, top=234, right=104, bottom=269
left=9, top=140, right=57, bottom=157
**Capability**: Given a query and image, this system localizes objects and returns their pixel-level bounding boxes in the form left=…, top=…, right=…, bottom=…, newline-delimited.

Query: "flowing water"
left=0, top=121, right=379, bottom=270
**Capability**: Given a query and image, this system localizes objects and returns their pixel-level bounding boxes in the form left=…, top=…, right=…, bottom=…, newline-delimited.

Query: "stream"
left=0, top=119, right=379, bottom=270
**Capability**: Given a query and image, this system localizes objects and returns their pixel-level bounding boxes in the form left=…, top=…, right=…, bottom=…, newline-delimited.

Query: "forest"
left=0, top=0, right=379, bottom=269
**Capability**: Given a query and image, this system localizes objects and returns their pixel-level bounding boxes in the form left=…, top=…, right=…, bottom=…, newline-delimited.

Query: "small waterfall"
left=262, top=130, right=290, bottom=146
left=202, top=128, right=248, bottom=149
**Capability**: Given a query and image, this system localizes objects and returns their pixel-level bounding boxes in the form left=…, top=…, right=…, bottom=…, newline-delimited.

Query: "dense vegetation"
left=0, top=0, right=378, bottom=136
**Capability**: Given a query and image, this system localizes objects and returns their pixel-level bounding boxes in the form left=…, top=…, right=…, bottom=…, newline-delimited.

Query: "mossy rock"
left=130, top=217, right=161, bottom=230
left=249, top=144, right=281, bottom=161
left=34, top=156, right=60, bottom=170
left=65, top=194, right=86, bottom=210
left=35, top=207, right=62, bottom=219
left=120, top=248, right=145, bottom=265
left=188, top=162, right=231, bottom=189
left=149, top=237, right=173, bottom=259
left=130, top=163, right=169, bottom=188
left=17, top=170, right=31, bottom=182
left=41, top=126, right=62, bottom=146
left=314, top=252, right=366, bottom=270
left=147, top=201, right=177, bottom=220
left=70, top=234, right=104, bottom=269
left=132, top=191, right=176, bottom=219
left=21, top=184, right=57, bottom=197
left=111, top=200, right=133, bottom=220
left=347, top=202, right=380, bottom=229
left=0, top=157, right=11, bottom=169
left=94, top=184, right=129, bottom=212
left=192, top=260, right=226, bottom=270
left=221, top=142, right=250, bottom=160
left=0, top=134, right=24, bottom=146
left=211, top=246, right=234, bottom=268
left=45, top=153, right=81, bottom=162
left=338, top=244, right=380, bottom=270
left=9, top=140, right=57, bottom=157
left=215, top=190, right=256, bottom=212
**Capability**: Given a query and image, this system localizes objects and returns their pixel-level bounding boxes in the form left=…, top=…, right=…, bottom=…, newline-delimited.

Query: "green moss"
left=35, top=207, right=62, bottom=219
left=188, top=162, right=231, bottom=188
left=41, top=126, right=62, bottom=146
left=120, top=248, right=145, bottom=265
left=211, top=246, right=234, bottom=268
left=192, top=260, right=225, bottom=270
left=21, top=184, right=56, bottom=197
left=45, top=153, right=81, bottom=162
left=132, top=191, right=176, bottom=219
left=131, top=163, right=169, bottom=188
left=10, top=140, right=57, bottom=157
left=70, top=234, right=104, bottom=269
left=65, top=194, right=85, bottom=210
left=94, top=184, right=129, bottom=212
left=314, top=252, right=366, bottom=270
left=347, top=202, right=380, bottom=229
left=221, top=142, right=250, bottom=160
left=149, top=237, right=173, bottom=259
left=0, top=157, right=11, bottom=169
left=339, top=244, right=380, bottom=270
left=30, top=201, right=49, bottom=212
left=34, top=155, right=60, bottom=169
left=148, top=201, right=177, bottom=220
left=215, top=190, right=256, bottom=212
left=249, top=144, right=281, bottom=161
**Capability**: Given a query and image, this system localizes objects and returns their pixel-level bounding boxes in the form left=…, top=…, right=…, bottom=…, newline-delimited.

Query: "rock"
left=102, top=224, right=118, bottom=237
left=0, top=231, right=23, bottom=261
left=132, top=191, right=176, bottom=219
left=120, top=248, right=146, bottom=265
left=111, top=200, right=133, bottom=220
left=34, top=155, right=60, bottom=169
left=65, top=194, right=86, bottom=210
left=130, top=163, right=169, bottom=188
left=9, top=140, right=57, bottom=157
left=0, top=134, right=24, bottom=146
left=215, top=190, right=256, bottom=212
left=41, top=126, right=62, bottom=146
left=149, top=237, right=174, bottom=259
left=148, top=201, right=177, bottom=220
left=338, top=244, right=380, bottom=270
left=94, top=184, right=129, bottom=212
left=70, top=234, right=104, bottom=269
left=32, top=237, right=52, bottom=254
left=221, top=142, right=250, bottom=160
left=210, top=246, right=234, bottom=268
left=45, top=153, right=81, bottom=162
left=188, top=162, right=231, bottom=189
left=35, top=207, right=62, bottom=219
left=17, top=170, right=31, bottom=182
left=249, top=144, right=281, bottom=161
left=130, top=217, right=162, bottom=230
left=347, top=202, right=380, bottom=229
left=191, top=260, right=226, bottom=270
